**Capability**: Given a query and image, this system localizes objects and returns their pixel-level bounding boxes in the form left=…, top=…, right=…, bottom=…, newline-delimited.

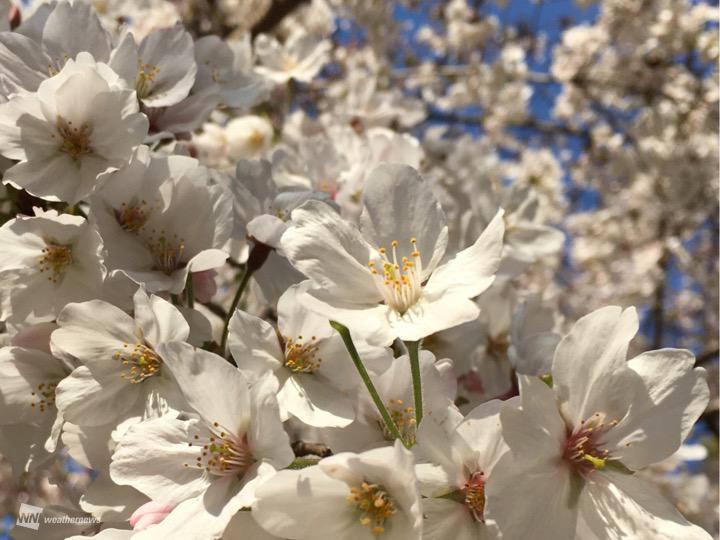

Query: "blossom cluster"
left=0, top=1, right=716, bottom=539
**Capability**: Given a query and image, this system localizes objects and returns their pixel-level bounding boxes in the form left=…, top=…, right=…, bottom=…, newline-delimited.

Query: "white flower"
left=229, top=283, right=391, bottom=428
left=0, top=53, right=148, bottom=203
left=252, top=440, right=423, bottom=539
left=255, top=31, right=330, bottom=84
left=0, top=208, right=105, bottom=323
left=110, top=342, right=293, bottom=538
left=0, top=345, right=74, bottom=472
left=488, top=306, right=712, bottom=540
left=224, top=115, right=274, bottom=160
left=314, top=350, right=458, bottom=453
left=109, top=24, right=197, bottom=108
left=413, top=400, right=510, bottom=540
left=51, top=287, right=190, bottom=427
left=281, top=163, right=505, bottom=346
left=193, top=34, right=271, bottom=109
left=90, top=146, right=233, bottom=294
left=0, top=1, right=111, bottom=94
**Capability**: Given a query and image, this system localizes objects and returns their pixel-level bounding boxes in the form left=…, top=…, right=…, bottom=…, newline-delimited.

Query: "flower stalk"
left=329, top=320, right=409, bottom=448
left=406, top=340, right=423, bottom=426
left=220, top=241, right=272, bottom=357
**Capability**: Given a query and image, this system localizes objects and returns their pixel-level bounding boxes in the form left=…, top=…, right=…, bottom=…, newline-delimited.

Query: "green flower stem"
left=330, top=321, right=409, bottom=448
left=406, top=340, right=423, bottom=426
left=219, top=241, right=273, bottom=359
left=219, top=265, right=252, bottom=357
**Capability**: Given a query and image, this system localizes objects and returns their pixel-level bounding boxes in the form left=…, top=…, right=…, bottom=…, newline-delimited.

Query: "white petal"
left=157, top=341, right=251, bottom=433
left=110, top=415, right=211, bottom=506
left=605, top=349, right=710, bottom=469
left=552, top=306, right=639, bottom=426
left=580, top=470, right=712, bottom=540
left=360, top=163, right=448, bottom=277
left=424, top=209, right=504, bottom=299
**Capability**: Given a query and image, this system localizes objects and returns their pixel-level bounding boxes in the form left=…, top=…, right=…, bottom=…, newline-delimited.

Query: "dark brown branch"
left=697, top=349, right=719, bottom=365
left=251, top=0, right=310, bottom=37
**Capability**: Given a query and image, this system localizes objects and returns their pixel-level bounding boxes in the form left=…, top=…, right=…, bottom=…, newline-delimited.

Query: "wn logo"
left=16, top=503, right=43, bottom=531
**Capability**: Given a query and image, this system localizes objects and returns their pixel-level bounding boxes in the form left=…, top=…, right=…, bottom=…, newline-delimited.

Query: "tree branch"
left=251, top=0, right=310, bottom=37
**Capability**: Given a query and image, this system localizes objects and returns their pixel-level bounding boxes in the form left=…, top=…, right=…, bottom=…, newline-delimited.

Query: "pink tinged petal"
left=129, top=501, right=173, bottom=530
left=281, top=200, right=379, bottom=304
left=580, top=470, right=713, bottom=540
left=425, top=209, right=505, bottom=300
left=10, top=322, right=58, bottom=354
left=604, top=349, right=710, bottom=470
left=551, top=306, right=639, bottom=427
left=191, top=270, right=217, bottom=303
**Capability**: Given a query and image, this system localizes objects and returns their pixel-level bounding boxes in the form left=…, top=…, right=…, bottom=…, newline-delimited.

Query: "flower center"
left=246, top=129, right=267, bottom=151
left=38, top=243, right=73, bottom=283
left=186, top=422, right=254, bottom=477
left=55, top=116, right=93, bottom=161
left=463, top=471, right=486, bottom=522
left=347, top=481, right=396, bottom=535
left=136, top=60, right=160, bottom=99
left=116, top=200, right=150, bottom=233
left=563, top=413, right=618, bottom=476
left=368, top=238, right=424, bottom=314
left=284, top=335, right=322, bottom=374
left=143, top=231, right=186, bottom=275
left=382, top=399, right=416, bottom=444
left=113, top=342, right=162, bottom=384
left=30, top=381, right=58, bottom=413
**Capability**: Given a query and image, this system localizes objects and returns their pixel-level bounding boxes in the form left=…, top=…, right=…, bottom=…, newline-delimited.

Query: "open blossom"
left=229, top=283, right=391, bottom=428
left=0, top=53, right=147, bottom=203
left=51, top=287, right=190, bottom=428
left=109, top=24, right=197, bottom=108
left=252, top=440, right=423, bottom=539
left=0, top=343, right=74, bottom=473
left=488, top=306, right=711, bottom=540
left=254, top=30, right=330, bottom=84
left=0, top=208, right=105, bottom=323
left=413, top=399, right=510, bottom=540
left=281, top=163, right=505, bottom=346
left=91, top=146, right=233, bottom=294
left=111, top=342, right=293, bottom=539
left=0, top=1, right=111, bottom=94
